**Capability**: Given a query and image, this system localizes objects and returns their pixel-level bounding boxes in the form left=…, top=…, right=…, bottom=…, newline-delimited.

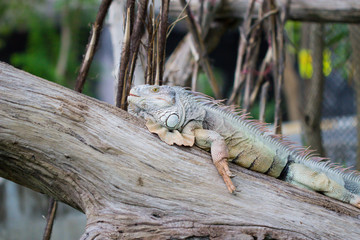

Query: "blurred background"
left=0, top=0, right=359, bottom=239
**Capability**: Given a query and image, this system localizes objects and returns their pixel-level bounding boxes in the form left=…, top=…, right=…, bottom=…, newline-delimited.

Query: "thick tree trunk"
left=302, top=24, right=325, bottom=156
left=169, top=0, right=360, bottom=23
left=1, top=62, right=360, bottom=239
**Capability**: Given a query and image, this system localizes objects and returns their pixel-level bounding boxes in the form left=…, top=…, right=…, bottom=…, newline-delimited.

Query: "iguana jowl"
left=128, top=84, right=360, bottom=208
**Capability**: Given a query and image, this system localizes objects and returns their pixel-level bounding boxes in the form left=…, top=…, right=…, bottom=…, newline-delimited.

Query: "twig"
left=249, top=48, right=272, bottom=108
left=116, top=6, right=133, bottom=108
left=156, top=0, right=170, bottom=85
left=146, top=3, right=154, bottom=84
left=271, top=0, right=289, bottom=134
left=75, top=0, right=113, bottom=93
left=152, top=14, right=160, bottom=85
left=191, top=62, right=199, bottom=91
left=259, top=81, right=270, bottom=122
left=200, top=0, right=222, bottom=37
left=179, top=0, right=220, bottom=99
left=228, top=0, right=256, bottom=104
left=199, top=0, right=205, bottom=27
left=123, top=0, right=149, bottom=109
left=248, top=8, right=279, bottom=36
left=42, top=198, right=57, bottom=240
left=242, top=26, right=261, bottom=111
left=55, top=3, right=71, bottom=80
left=116, top=0, right=148, bottom=109
left=166, top=0, right=189, bottom=38
left=167, top=15, right=188, bottom=38
left=126, top=0, right=136, bottom=31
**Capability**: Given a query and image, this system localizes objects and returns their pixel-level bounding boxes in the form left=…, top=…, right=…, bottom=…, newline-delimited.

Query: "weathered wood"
left=169, top=0, right=360, bottom=23
left=1, top=62, right=360, bottom=239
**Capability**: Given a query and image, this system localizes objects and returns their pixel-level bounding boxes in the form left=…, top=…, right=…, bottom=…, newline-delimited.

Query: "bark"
left=283, top=52, right=301, bottom=121
left=1, top=62, right=360, bottom=239
left=302, top=24, right=325, bottom=156
left=169, top=0, right=360, bottom=23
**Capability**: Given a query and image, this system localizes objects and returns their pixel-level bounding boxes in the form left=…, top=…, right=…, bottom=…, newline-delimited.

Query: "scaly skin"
left=128, top=84, right=360, bottom=208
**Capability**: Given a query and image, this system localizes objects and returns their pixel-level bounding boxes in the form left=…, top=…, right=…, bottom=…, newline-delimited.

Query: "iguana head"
left=127, top=85, right=184, bottom=130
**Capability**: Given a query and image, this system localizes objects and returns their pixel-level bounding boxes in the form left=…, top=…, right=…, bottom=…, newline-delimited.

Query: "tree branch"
left=75, top=0, right=113, bottom=93
left=169, top=0, right=360, bottom=23
left=1, top=62, right=360, bottom=239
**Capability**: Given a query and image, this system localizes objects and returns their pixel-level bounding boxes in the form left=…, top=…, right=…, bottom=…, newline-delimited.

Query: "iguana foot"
left=214, top=159, right=236, bottom=193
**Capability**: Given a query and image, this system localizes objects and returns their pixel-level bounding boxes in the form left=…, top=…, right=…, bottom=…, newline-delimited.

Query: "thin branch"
left=228, top=0, right=256, bottom=104
left=242, top=29, right=261, bottom=112
left=126, top=0, right=136, bottom=32
left=146, top=3, right=154, bottom=84
left=179, top=0, right=220, bottom=99
left=116, top=7, right=133, bottom=108
left=271, top=0, right=288, bottom=134
left=248, top=8, right=279, bottom=36
left=249, top=48, right=272, bottom=108
left=42, top=197, right=57, bottom=240
left=167, top=15, right=188, bottom=38
left=199, top=0, right=205, bottom=27
left=191, top=62, right=199, bottom=91
left=55, top=3, right=71, bottom=80
left=152, top=14, right=160, bottom=85
left=75, top=0, right=113, bottom=93
left=123, top=0, right=149, bottom=109
left=156, top=0, right=170, bottom=85
left=259, top=81, right=270, bottom=122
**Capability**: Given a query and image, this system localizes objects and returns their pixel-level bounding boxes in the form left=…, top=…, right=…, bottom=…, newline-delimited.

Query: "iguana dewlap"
left=127, top=84, right=360, bottom=208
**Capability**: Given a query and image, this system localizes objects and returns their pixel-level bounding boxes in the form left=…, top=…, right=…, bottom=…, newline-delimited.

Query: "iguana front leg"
left=146, top=119, right=236, bottom=193
left=181, top=122, right=236, bottom=193
left=193, top=128, right=236, bottom=193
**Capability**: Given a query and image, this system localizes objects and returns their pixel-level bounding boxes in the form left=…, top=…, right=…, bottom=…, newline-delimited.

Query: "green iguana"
left=127, top=84, right=360, bottom=208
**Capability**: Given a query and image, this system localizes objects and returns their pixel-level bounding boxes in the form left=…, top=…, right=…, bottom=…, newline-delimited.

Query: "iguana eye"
left=151, top=87, right=159, bottom=93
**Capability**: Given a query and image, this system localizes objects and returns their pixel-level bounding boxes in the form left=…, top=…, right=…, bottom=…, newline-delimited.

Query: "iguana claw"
left=215, top=159, right=236, bottom=193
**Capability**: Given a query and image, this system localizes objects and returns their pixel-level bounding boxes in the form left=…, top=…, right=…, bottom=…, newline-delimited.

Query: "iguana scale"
left=127, top=84, right=360, bottom=208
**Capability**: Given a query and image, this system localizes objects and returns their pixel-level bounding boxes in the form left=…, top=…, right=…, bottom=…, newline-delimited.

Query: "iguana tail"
left=282, top=152, right=360, bottom=207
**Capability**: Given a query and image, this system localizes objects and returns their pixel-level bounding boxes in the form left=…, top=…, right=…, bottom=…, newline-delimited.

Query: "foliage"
left=325, top=24, right=352, bottom=79
left=250, top=100, right=275, bottom=123
left=0, top=0, right=99, bottom=96
left=197, top=69, right=224, bottom=97
left=10, top=13, right=60, bottom=83
left=298, top=48, right=332, bottom=79
left=285, top=21, right=351, bottom=80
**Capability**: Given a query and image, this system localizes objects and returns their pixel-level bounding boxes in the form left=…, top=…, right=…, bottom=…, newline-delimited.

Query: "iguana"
left=127, top=84, right=360, bottom=208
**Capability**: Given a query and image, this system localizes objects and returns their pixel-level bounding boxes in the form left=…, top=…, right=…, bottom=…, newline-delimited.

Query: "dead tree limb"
left=179, top=0, right=220, bottom=98
left=169, top=0, right=360, bottom=23
left=75, top=0, right=113, bottom=93
left=1, top=62, right=360, bottom=239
